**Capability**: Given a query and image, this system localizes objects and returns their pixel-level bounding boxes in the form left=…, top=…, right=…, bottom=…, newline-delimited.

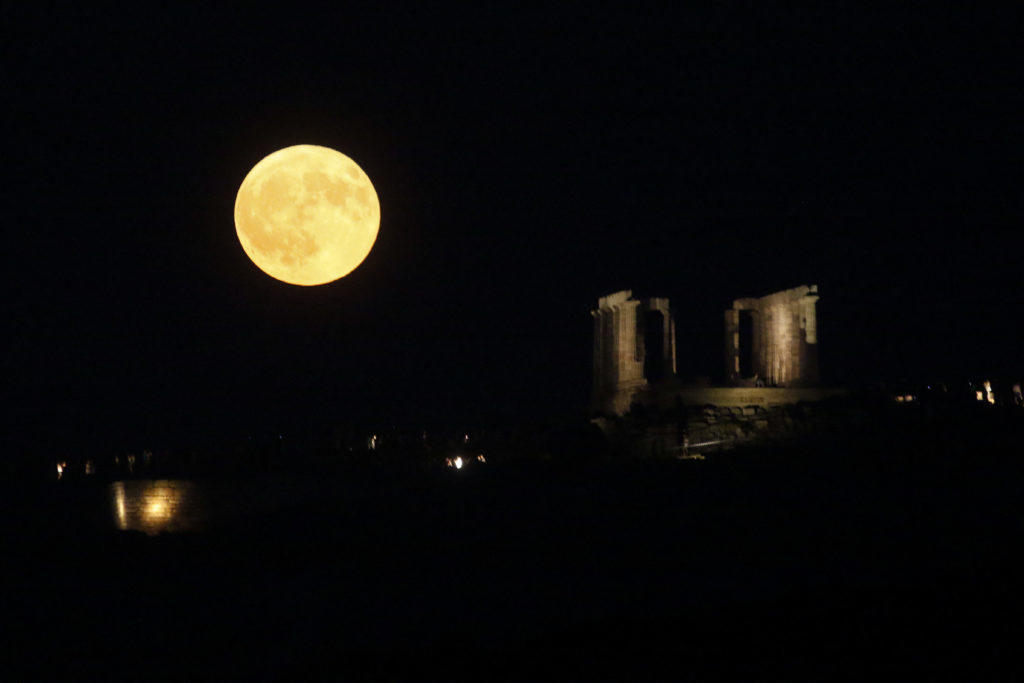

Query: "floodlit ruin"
left=591, top=291, right=677, bottom=415
left=592, top=284, right=835, bottom=416
left=724, top=285, right=820, bottom=387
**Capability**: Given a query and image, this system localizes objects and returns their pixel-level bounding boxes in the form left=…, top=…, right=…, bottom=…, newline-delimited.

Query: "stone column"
left=724, top=308, right=740, bottom=384
left=800, top=291, right=819, bottom=344
left=799, top=289, right=820, bottom=384
left=615, top=300, right=643, bottom=385
left=591, top=310, right=604, bottom=399
left=669, top=314, right=677, bottom=376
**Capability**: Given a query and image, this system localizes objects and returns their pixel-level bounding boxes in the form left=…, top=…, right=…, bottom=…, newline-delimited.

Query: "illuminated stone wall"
left=591, top=290, right=677, bottom=414
left=670, top=385, right=843, bottom=408
left=724, top=285, right=820, bottom=387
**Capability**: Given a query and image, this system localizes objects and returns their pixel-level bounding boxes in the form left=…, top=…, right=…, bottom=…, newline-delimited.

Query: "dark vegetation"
left=3, top=399, right=1023, bottom=679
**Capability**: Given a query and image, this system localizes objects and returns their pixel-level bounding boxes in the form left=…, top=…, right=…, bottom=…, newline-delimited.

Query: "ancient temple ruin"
left=724, top=285, right=820, bottom=387
left=592, top=285, right=830, bottom=416
left=591, top=291, right=676, bottom=414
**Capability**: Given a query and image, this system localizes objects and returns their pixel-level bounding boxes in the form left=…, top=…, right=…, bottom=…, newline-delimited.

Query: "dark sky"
left=6, top=4, right=1022, bottom=448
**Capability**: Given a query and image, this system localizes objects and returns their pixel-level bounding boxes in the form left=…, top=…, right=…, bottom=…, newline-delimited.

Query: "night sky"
left=7, top=5, right=1022, bottom=449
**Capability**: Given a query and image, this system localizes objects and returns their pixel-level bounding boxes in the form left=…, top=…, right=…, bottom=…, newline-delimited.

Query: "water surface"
left=108, top=477, right=325, bottom=534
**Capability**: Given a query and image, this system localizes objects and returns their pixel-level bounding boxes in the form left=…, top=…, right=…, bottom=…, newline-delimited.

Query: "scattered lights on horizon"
left=447, top=453, right=487, bottom=469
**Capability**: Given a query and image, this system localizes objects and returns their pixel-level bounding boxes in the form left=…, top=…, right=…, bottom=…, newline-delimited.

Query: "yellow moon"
left=234, top=145, right=380, bottom=286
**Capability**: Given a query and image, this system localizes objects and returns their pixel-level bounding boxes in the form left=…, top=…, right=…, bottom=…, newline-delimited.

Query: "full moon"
left=234, top=145, right=380, bottom=286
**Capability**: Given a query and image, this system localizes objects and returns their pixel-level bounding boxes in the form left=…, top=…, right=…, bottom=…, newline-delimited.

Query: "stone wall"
left=597, top=394, right=849, bottom=458
left=671, top=386, right=845, bottom=408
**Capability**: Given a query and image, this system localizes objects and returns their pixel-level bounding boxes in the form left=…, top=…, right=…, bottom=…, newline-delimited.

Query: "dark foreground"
left=4, top=411, right=1023, bottom=679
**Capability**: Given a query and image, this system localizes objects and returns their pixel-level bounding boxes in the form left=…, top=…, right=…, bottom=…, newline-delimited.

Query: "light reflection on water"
left=110, top=480, right=203, bottom=534
left=109, top=478, right=326, bottom=535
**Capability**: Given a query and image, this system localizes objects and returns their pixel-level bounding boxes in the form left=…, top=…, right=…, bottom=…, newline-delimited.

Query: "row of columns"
left=592, top=291, right=677, bottom=410
left=724, top=285, right=820, bottom=387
